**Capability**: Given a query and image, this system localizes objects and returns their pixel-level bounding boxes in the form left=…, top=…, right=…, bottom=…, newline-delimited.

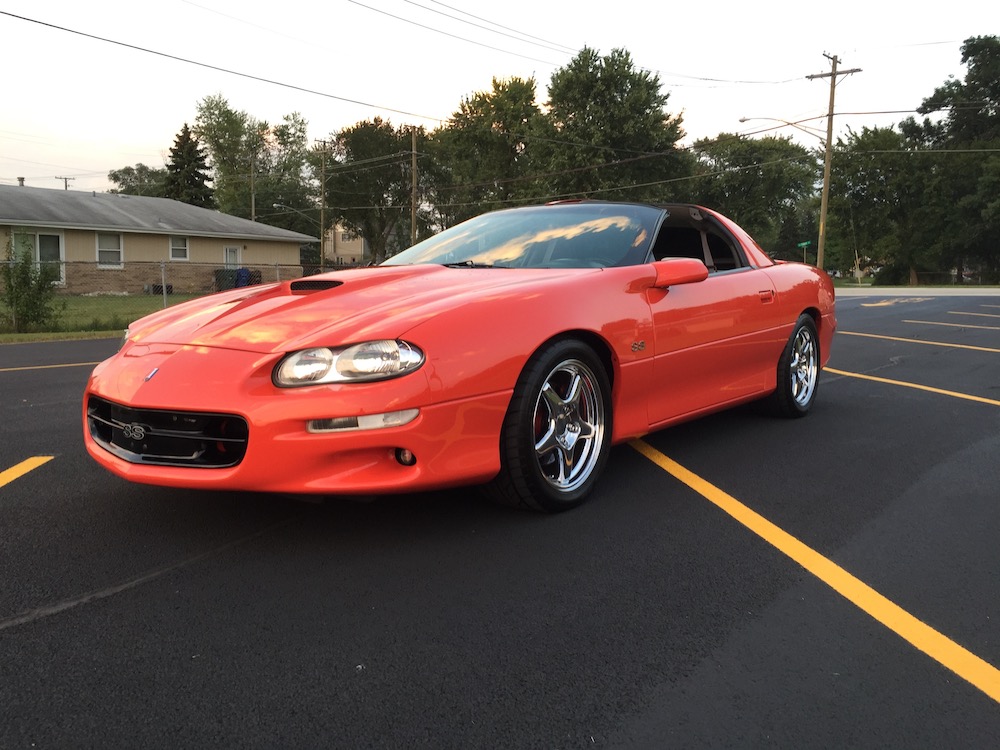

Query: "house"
left=324, top=226, right=369, bottom=267
left=0, top=184, right=316, bottom=295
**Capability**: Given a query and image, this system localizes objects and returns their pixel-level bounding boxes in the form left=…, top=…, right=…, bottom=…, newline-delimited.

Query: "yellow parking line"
left=0, top=456, right=55, bottom=488
left=838, top=331, right=1000, bottom=354
left=903, top=320, right=1000, bottom=332
left=0, top=362, right=100, bottom=374
left=825, top=367, right=1000, bottom=407
left=628, top=439, right=1000, bottom=705
left=949, top=311, right=1000, bottom=319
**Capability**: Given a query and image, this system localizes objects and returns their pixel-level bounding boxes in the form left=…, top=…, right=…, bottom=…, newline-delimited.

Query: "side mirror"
left=651, top=258, right=709, bottom=288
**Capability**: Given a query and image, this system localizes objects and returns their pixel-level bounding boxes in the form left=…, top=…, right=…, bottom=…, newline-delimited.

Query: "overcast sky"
left=1, top=0, right=992, bottom=193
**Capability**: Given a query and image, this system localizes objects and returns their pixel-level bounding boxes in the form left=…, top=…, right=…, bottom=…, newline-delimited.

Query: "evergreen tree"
left=165, top=123, right=215, bottom=208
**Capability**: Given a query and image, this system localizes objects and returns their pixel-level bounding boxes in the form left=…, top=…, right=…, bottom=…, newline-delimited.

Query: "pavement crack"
left=0, top=514, right=299, bottom=633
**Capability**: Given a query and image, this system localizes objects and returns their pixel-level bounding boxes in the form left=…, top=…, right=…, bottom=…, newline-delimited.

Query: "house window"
left=97, top=233, right=123, bottom=268
left=170, top=236, right=189, bottom=261
left=13, top=229, right=65, bottom=284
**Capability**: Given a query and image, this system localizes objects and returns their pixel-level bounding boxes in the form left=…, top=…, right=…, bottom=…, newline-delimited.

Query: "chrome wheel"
left=769, top=314, right=820, bottom=418
left=789, top=325, right=818, bottom=408
left=488, top=340, right=612, bottom=512
left=532, top=359, right=606, bottom=493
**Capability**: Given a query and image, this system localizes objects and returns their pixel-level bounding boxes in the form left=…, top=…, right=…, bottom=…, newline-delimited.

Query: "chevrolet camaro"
left=84, top=201, right=836, bottom=512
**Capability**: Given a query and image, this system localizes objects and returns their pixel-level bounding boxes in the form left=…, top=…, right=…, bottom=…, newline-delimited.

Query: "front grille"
left=87, top=396, right=249, bottom=468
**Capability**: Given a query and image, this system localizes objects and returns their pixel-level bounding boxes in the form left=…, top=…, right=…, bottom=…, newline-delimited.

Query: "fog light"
left=395, top=448, right=416, bottom=466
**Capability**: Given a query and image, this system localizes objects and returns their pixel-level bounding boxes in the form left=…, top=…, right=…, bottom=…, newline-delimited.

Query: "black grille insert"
left=87, top=396, right=249, bottom=468
left=290, top=279, right=343, bottom=292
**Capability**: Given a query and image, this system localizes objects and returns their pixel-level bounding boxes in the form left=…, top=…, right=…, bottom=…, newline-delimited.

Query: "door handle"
left=758, top=289, right=775, bottom=303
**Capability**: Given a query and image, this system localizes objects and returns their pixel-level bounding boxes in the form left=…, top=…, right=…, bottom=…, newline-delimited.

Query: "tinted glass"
left=383, top=204, right=662, bottom=269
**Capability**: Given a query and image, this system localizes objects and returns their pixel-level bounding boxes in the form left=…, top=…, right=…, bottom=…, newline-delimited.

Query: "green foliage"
left=126, top=36, right=998, bottom=287
left=427, top=77, right=542, bottom=226
left=0, top=239, right=62, bottom=333
left=164, top=123, right=215, bottom=208
left=194, top=95, right=315, bottom=233
left=826, top=36, right=1000, bottom=284
left=689, top=133, right=818, bottom=249
left=535, top=47, right=692, bottom=201
left=319, top=118, right=424, bottom=262
left=108, top=163, right=168, bottom=196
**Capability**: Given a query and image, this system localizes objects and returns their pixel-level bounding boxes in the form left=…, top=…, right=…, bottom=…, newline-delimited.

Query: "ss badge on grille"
left=122, top=423, right=148, bottom=440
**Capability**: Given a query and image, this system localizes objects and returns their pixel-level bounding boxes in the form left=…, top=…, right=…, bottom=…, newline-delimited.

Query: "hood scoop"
left=290, top=279, right=344, bottom=293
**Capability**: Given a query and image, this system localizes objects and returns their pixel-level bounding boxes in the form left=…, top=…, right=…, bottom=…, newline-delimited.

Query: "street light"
left=273, top=203, right=325, bottom=272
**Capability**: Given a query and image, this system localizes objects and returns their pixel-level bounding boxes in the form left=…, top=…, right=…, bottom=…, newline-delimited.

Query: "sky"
left=1, top=0, right=994, bottom=194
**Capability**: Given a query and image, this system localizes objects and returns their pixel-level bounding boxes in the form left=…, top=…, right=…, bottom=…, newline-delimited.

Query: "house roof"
left=0, top=184, right=316, bottom=243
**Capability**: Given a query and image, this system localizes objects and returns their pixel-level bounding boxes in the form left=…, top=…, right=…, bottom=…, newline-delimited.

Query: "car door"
left=645, top=235, right=786, bottom=428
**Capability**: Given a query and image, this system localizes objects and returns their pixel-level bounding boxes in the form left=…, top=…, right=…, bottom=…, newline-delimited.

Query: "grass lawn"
left=0, top=293, right=203, bottom=343
left=55, top=293, right=202, bottom=328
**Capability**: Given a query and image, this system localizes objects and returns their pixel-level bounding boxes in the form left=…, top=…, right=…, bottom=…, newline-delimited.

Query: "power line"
left=346, top=0, right=561, bottom=67
left=0, top=10, right=444, bottom=124
left=404, top=0, right=576, bottom=55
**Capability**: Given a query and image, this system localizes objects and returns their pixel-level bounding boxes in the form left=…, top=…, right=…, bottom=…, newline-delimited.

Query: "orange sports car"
left=84, top=201, right=835, bottom=512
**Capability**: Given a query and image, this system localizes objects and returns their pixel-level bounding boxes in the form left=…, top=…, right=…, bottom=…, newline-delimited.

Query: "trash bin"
left=214, top=268, right=237, bottom=291
left=235, top=267, right=251, bottom=288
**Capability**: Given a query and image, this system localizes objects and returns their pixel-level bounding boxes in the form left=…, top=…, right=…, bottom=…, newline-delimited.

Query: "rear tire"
left=769, top=314, right=820, bottom=418
left=487, top=339, right=612, bottom=512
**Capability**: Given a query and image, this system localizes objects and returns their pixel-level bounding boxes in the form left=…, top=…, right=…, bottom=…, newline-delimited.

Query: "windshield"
left=382, top=203, right=662, bottom=269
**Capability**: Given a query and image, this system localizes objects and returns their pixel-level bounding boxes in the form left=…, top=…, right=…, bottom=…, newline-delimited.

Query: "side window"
left=706, top=232, right=742, bottom=271
left=170, top=236, right=189, bottom=261
left=650, top=227, right=707, bottom=264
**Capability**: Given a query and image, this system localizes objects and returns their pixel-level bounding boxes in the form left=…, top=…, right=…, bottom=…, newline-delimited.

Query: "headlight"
left=273, top=340, right=424, bottom=386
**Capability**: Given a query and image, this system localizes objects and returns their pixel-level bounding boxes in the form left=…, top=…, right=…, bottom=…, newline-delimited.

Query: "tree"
left=427, top=77, right=542, bottom=227
left=194, top=94, right=255, bottom=216
left=194, top=95, right=315, bottom=232
left=918, top=36, right=1000, bottom=145
left=320, top=118, right=424, bottom=262
left=107, top=163, right=168, bottom=196
left=534, top=47, right=692, bottom=201
left=164, top=123, right=215, bottom=208
left=1, top=237, right=61, bottom=333
left=902, top=36, right=1000, bottom=282
left=828, top=127, right=934, bottom=283
left=688, top=133, right=818, bottom=250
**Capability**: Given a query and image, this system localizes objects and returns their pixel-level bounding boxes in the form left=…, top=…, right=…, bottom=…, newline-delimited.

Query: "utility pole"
left=249, top=153, right=256, bottom=221
left=807, top=54, right=861, bottom=271
left=316, top=138, right=333, bottom=272
left=410, top=127, right=418, bottom=247
left=55, top=176, right=74, bottom=190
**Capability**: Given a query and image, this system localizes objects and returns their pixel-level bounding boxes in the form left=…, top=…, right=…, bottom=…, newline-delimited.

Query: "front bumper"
left=83, top=343, right=510, bottom=495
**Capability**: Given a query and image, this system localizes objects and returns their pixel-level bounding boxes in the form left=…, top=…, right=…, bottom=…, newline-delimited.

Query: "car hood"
left=128, top=264, right=597, bottom=354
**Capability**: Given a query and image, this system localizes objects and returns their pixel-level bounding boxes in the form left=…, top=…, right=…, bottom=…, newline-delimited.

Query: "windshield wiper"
left=441, top=261, right=505, bottom=268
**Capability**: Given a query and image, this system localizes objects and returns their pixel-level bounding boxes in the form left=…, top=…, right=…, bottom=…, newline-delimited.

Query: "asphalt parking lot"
left=2, top=289, right=999, bottom=748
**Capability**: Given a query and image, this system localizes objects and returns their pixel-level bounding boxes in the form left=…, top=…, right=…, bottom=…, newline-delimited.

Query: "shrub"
left=1, top=238, right=62, bottom=332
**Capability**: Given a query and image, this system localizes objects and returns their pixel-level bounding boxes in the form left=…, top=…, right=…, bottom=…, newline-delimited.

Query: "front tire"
left=487, top=340, right=612, bottom=512
left=770, top=314, right=820, bottom=417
